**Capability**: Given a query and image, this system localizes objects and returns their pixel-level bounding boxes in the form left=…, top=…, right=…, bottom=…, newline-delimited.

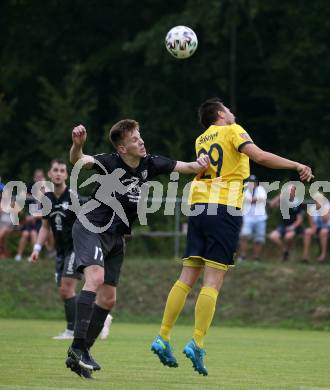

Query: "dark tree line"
left=0, top=0, right=329, bottom=183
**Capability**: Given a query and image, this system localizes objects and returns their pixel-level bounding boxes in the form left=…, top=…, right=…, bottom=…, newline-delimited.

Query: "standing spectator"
left=268, top=185, right=304, bottom=261
left=302, top=193, right=330, bottom=263
left=238, top=175, right=268, bottom=261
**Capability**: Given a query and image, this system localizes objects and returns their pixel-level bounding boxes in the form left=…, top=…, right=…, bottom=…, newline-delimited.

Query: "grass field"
left=0, top=319, right=329, bottom=390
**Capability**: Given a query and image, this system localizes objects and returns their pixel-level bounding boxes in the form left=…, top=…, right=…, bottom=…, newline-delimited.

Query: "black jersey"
left=84, top=153, right=176, bottom=234
left=42, top=187, right=79, bottom=256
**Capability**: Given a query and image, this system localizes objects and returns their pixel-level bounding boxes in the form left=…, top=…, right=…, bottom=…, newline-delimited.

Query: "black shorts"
left=183, top=204, right=242, bottom=270
left=55, top=251, right=82, bottom=287
left=21, top=223, right=38, bottom=232
left=72, top=220, right=125, bottom=287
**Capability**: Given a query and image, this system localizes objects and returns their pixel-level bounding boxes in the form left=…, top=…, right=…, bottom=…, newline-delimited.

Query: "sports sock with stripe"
left=193, top=286, right=219, bottom=348
left=159, top=280, right=191, bottom=341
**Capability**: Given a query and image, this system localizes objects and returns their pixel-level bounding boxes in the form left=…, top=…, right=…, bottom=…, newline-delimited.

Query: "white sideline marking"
left=0, top=385, right=83, bottom=390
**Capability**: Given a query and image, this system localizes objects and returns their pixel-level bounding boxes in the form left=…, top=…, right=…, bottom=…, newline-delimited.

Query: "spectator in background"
left=30, top=169, right=56, bottom=256
left=26, top=168, right=48, bottom=232
left=238, top=175, right=268, bottom=261
left=14, top=169, right=46, bottom=262
left=19, top=167, right=56, bottom=259
left=26, top=168, right=48, bottom=199
left=0, top=183, right=14, bottom=259
left=302, top=193, right=330, bottom=263
left=14, top=214, right=38, bottom=261
left=268, top=184, right=304, bottom=261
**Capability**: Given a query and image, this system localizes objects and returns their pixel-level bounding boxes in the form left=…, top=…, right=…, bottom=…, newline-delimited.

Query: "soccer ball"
left=165, top=26, right=198, bottom=59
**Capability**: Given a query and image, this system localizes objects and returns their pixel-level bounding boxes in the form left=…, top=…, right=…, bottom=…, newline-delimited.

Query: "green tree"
left=27, top=66, right=97, bottom=165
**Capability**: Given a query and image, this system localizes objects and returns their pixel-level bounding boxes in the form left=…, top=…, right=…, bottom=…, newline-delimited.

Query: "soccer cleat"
left=80, top=367, right=94, bottom=379
left=65, top=356, right=93, bottom=379
left=183, top=339, right=208, bottom=376
left=82, top=349, right=101, bottom=371
left=100, top=314, right=113, bottom=340
left=151, top=335, right=178, bottom=368
left=80, top=367, right=94, bottom=380
left=53, top=329, right=74, bottom=340
left=67, top=346, right=95, bottom=371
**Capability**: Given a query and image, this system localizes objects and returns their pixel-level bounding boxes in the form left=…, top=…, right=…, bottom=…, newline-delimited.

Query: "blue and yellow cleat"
left=183, top=339, right=208, bottom=376
left=151, top=335, right=178, bottom=368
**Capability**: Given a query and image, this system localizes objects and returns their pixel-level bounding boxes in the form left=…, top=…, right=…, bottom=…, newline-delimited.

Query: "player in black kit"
left=66, top=119, right=210, bottom=377
left=31, top=159, right=82, bottom=340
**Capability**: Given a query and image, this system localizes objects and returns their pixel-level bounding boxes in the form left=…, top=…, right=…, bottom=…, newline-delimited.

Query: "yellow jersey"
left=189, top=123, right=252, bottom=208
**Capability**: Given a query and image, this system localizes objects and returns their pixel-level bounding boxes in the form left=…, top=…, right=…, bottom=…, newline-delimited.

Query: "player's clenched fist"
left=196, top=153, right=210, bottom=169
left=30, top=251, right=39, bottom=263
left=296, top=164, right=314, bottom=182
left=72, top=124, right=87, bottom=146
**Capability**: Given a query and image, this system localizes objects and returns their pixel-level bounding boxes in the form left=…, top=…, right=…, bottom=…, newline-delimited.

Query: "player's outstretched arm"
left=30, top=219, right=50, bottom=263
left=174, top=154, right=210, bottom=174
left=70, top=124, right=95, bottom=169
left=241, top=143, right=314, bottom=182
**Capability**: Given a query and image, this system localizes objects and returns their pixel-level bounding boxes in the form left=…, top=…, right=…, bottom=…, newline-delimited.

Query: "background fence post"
left=174, top=198, right=181, bottom=258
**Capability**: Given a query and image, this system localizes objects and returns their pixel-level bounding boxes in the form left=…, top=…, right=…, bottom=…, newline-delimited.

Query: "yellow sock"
left=194, top=287, right=219, bottom=348
left=159, top=280, right=191, bottom=341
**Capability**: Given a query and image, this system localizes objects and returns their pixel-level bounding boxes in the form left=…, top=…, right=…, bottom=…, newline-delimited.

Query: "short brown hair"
left=49, top=159, right=67, bottom=170
left=109, top=119, right=139, bottom=147
left=198, top=98, right=225, bottom=129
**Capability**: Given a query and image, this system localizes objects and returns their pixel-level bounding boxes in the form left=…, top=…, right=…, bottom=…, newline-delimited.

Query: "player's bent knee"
left=59, top=283, right=76, bottom=299
left=59, top=288, right=73, bottom=300
left=84, top=265, right=104, bottom=290
left=98, top=295, right=116, bottom=310
left=84, top=274, right=104, bottom=291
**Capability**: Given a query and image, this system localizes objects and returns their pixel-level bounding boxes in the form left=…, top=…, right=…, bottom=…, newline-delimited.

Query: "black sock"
left=86, top=304, right=110, bottom=349
left=72, top=290, right=96, bottom=349
left=64, top=296, right=76, bottom=331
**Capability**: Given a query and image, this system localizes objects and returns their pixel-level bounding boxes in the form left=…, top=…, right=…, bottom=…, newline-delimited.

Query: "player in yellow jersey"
left=151, top=98, right=313, bottom=376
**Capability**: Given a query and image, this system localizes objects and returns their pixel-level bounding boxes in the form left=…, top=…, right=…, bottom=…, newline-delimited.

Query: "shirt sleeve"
left=230, top=124, right=253, bottom=152
left=93, top=153, right=114, bottom=174
left=149, top=155, right=177, bottom=178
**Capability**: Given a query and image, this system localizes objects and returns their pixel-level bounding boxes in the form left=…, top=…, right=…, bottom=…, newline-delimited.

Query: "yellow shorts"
left=182, top=255, right=234, bottom=271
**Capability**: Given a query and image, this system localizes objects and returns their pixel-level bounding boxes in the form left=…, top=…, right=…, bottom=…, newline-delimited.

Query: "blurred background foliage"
left=0, top=0, right=329, bottom=183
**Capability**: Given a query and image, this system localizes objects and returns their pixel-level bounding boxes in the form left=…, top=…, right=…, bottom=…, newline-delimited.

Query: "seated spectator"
left=15, top=214, right=38, bottom=261
left=0, top=183, right=14, bottom=258
left=26, top=168, right=48, bottom=232
left=302, top=193, right=330, bottom=263
left=268, top=184, right=304, bottom=261
left=238, top=175, right=268, bottom=261
left=12, top=168, right=49, bottom=261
